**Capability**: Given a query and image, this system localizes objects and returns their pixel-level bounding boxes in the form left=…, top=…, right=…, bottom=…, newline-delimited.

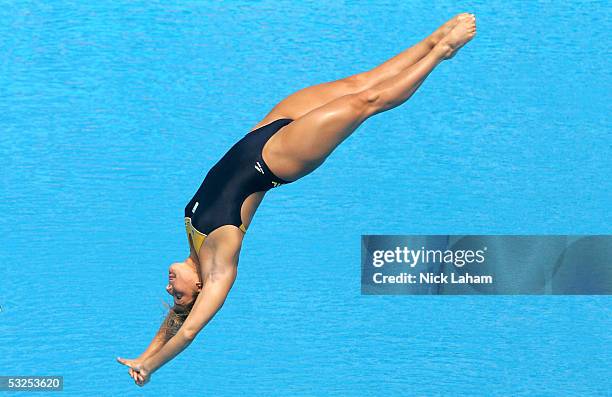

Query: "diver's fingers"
left=135, top=374, right=144, bottom=387
left=117, top=357, right=135, bottom=368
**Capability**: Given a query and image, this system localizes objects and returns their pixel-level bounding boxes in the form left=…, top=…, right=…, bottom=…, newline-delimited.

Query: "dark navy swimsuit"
left=184, top=118, right=293, bottom=254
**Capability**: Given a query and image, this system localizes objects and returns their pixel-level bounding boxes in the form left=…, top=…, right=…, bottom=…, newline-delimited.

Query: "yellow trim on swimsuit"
left=185, top=217, right=246, bottom=256
left=185, top=217, right=206, bottom=255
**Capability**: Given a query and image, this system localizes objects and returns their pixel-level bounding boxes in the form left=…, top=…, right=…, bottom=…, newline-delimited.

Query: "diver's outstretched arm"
left=117, top=311, right=172, bottom=382
left=128, top=262, right=238, bottom=385
left=138, top=311, right=174, bottom=358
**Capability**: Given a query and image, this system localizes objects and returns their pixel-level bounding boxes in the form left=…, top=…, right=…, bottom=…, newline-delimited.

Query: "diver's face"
left=167, top=262, right=200, bottom=308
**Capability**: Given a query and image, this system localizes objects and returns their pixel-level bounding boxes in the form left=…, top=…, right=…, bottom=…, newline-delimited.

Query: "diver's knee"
left=350, top=89, right=382, bottom=116
left=344, top=74, right=368, bottom=92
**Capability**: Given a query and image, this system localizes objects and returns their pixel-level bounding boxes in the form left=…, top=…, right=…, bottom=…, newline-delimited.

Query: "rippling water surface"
left=1, top=1, right=610, bottom=396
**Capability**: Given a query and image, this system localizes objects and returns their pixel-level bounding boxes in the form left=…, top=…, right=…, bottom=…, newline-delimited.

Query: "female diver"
left=118, top=13, right=476, bottom=386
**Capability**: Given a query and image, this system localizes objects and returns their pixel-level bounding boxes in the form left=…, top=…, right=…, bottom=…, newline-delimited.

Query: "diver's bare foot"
left=434, top=13, right=477, bottom=59
left=428, top=13, right=470, bottom=47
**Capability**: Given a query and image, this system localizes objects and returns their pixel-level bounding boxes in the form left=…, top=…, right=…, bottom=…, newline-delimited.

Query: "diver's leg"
left=250, top=14, right=469, bottom=131
left=264, top=15, right=476, bottom=181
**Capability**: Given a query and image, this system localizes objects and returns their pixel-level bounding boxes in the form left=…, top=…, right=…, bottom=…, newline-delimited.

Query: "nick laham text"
left=373, top=272, right=494, bottom=285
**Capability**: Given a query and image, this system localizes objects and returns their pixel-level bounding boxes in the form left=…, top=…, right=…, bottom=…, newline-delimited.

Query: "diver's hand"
left=131, top=362, right=151, bottom=387
left=116, top=357, right=141, bottom=382
left=116, top=357, right=150, bottom=386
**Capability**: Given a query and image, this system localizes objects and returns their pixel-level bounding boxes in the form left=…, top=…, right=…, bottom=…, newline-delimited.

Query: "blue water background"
left=1, top=1, right=610, bottom=396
